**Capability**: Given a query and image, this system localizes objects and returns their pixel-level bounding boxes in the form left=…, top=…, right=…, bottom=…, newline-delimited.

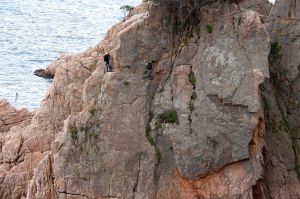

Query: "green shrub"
left=270, top=41, right=282, bottom=58
left=189, top=102, right=195, bottom=112
left=191, top=91, right=197, bottom=100
left=159, top=110, right=179, bottom=125
left=288, top=11, right=291, bottom=17
left=79, top=145, right=84, bottom=152
left=278, top=67, right=290, bottom=77
left=188, top=115, right=192, bottom=123
left=145, top=110, right=162, bottom=163
left=173, top=23, right=181, bottom=35
left=189, top=72, right=196, bottom=89
left=70, top=126, right=78, bottom=142
left=146, top=123, right=155, bottom=146
left=155, top=147, right=161, bottom=162
left=237, top=16, right=242, bottom=25
left=123, top=81, right=130, bottom=86
left=89, top=108, right=97, bottom=116
left=206, top=25, right=213, bottom=33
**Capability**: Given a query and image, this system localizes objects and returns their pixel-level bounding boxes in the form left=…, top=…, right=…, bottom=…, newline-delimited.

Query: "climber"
left=143, top=61, right=154, bottom=80
left=103, top=53, right=113, bottom=72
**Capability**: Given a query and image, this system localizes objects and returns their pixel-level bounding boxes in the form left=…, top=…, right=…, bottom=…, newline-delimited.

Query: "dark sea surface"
left=0, top=0, right=140, bottom=110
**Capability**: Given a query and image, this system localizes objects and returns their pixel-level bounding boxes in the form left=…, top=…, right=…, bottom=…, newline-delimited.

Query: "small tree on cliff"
left=120, top=5, right=134, bottom=21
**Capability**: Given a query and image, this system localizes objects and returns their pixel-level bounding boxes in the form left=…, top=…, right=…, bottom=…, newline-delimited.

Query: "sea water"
left=0, top=0, right=140, bottom=110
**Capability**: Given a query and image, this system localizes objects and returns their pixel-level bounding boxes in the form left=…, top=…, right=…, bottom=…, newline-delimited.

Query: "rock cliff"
left=1, top=0, right=300, bottom=198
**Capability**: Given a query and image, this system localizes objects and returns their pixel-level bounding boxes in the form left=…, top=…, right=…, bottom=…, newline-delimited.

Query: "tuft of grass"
left=158, top=110, right=179, bottom=125
left=79, top=125, right=87, bottom=132
left=288, top=11, right=291, bottom=17
left=123, top=81, right=130, bottom=86
left=189, top=72, right=196, bottom=89
left=206, top=25, right=213, bottom=34
left=89, top=131, right=98, bottom=140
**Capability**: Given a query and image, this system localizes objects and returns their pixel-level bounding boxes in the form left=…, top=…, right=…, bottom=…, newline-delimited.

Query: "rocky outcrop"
left=0, top=101, right=34, bottom=199
left=34, top=54, right=72, bottom=79
left=34, top=69, right=54, bottom=79
left=0, top=100, right=34, bottom=133
left=258, top=0, right=300, bottom=198
left=1, top=0, right=300, bottom=198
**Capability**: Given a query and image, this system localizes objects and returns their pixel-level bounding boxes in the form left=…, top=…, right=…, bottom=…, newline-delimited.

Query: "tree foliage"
left=120, top=5, right=134, bottom=20
left=149, top=0, right=222, bottom=35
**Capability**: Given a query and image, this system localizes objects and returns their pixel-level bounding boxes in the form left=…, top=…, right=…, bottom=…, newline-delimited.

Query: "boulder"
left=33, top=69, right=54, bottom=79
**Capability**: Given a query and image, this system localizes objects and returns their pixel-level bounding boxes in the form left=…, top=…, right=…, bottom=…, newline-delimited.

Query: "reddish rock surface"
left=0, top=0, right=300, bottom=198
left=0, top=100, right=34, bottom=133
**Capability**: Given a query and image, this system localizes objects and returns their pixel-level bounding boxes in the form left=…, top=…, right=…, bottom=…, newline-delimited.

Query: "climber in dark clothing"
left=143, top=61, right=154, bottom=80
left=104, top=53, right=113, bottom=72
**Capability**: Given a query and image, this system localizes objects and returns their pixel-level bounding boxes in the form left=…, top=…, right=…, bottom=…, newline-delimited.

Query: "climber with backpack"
left=143, top=60, right=154, bottom=80
left=104, top=53, right=113, bottom=72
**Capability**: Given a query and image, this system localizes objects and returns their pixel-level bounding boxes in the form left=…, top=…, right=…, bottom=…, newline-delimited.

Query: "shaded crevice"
left=101, top=196, right=123, bottom=199
left=48, top=155, right=57, bottom=198
left=132, top=152, right=142, bottom=199
left=150, top=34, right=190, bottom=198
left=8, top=134, right=25, bottom=165
left=188, top=68, right=196, bottom=134
left=57, top=191, right=93, bottom=198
